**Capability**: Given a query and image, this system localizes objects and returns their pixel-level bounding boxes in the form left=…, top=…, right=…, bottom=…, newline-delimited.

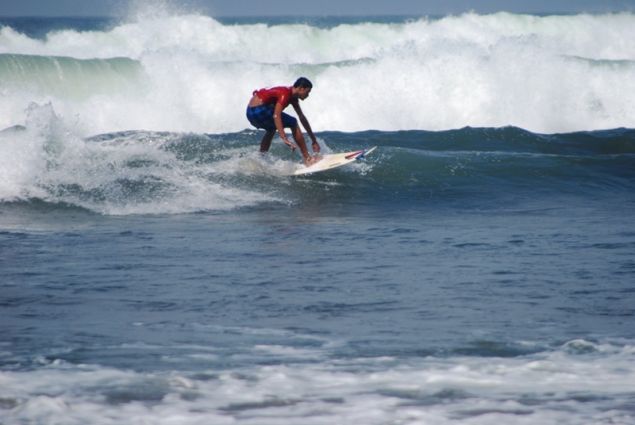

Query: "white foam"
left=2, top=12, right=635, bottom=134
left=1, top=339, right=634, bottom=425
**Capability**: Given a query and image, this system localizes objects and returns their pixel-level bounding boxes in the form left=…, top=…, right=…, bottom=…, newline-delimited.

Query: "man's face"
left=297, top=87, right=311, bottom=100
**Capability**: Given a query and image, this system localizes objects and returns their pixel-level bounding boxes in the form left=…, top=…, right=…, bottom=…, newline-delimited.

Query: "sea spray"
left=0, top=103, right=277, bottom=214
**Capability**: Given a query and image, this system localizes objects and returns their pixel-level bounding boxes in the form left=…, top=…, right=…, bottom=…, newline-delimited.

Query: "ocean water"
left=1, top=11, right=635, bottom=425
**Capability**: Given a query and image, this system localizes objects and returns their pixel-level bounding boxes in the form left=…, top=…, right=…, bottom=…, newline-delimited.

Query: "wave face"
left=2, top=12, right=635, bottom=134
left=1, top=103, right=633, bottom=215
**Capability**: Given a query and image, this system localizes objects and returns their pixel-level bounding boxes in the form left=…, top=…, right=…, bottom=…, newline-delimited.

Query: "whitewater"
left=2, top=12, right=635, bottom=135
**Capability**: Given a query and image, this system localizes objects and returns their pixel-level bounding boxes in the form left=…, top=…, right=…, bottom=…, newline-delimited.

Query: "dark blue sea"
left=1, top=12, right=635, bottom=425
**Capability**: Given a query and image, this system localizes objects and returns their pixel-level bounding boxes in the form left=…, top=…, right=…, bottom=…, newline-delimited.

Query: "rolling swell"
left=328, top=128, right=635, bottom=205
left=0, top=53, right=143, bottom=98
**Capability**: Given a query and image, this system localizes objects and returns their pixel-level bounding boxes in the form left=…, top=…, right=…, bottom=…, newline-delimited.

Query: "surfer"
left=246, top=77, right=321, bottom=166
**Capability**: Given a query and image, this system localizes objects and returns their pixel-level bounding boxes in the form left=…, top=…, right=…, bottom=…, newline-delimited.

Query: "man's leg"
left=291, top=125, right=310, bottom=158
left=260, top=130, right=275, bottom=152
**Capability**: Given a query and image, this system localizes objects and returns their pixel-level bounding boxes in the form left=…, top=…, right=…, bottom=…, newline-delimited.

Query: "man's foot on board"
left=304, top=155, right=320, bottom=166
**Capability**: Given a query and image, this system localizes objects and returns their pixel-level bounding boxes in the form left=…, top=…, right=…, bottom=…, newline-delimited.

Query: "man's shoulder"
left=275, top=86, right=293, bottom=106
left=269, top=86, right=292, bottom=93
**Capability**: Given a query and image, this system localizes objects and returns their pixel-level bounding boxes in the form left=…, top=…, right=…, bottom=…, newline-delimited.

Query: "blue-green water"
left=1, top=14, right=635, bottom=425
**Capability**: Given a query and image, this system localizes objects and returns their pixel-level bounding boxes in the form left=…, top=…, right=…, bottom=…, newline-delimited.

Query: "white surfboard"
left=292, top=146, right=377, bottom=176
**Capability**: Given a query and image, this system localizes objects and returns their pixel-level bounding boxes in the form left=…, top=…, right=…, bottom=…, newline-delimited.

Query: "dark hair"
left=293, top=77, right=313, bottom=89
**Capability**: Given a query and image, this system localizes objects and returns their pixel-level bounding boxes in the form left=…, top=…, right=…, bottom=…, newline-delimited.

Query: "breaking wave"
left=2, top=12, right=635, bottom=134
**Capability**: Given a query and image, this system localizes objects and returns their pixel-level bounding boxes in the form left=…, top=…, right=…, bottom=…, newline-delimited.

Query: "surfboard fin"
left=345, top=150, right=365, bottom=160
left=353, top=146, right=377, bottom=160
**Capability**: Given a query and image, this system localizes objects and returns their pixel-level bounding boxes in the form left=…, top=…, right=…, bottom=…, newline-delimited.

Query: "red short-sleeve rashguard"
left=253, top=86, right=295, bottom=109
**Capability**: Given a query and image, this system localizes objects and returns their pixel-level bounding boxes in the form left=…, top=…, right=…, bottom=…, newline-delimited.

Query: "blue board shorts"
left=246, top=104, right=297, bottom=131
